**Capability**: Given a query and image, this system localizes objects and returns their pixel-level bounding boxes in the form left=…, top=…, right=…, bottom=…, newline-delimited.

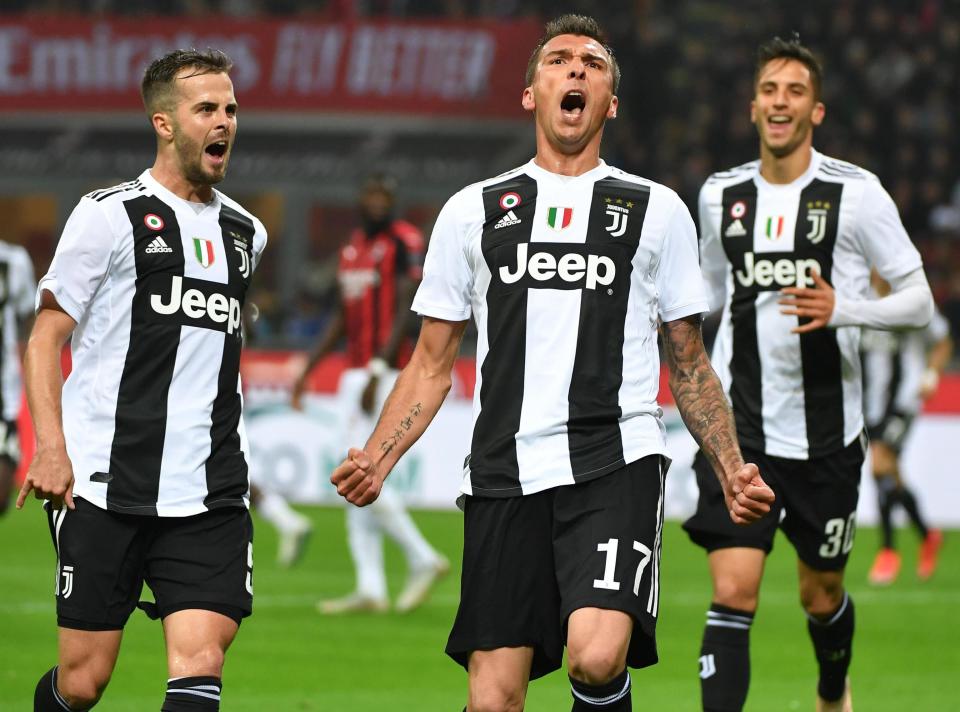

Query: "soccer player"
left=862, top=273, right=951, bottom=585
left=291, top=174, right=449, bottom=614
left=684, top=36, right=935, bottom=712
left=17, top=49, right=264, bottom=711
left=0, top=239, right=36, bottom=515
left=331, top=14, right=774, bottom=712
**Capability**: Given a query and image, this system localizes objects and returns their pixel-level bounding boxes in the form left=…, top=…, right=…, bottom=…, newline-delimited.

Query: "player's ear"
left=522, top=85, right=536, bottom=112
left=811, top=101, right=825, bottom=127
left=152, top=111, right=175, bottom=142
left=607, top=94, right=618, bottom=119
left=750, top=99, right=758, bottom=125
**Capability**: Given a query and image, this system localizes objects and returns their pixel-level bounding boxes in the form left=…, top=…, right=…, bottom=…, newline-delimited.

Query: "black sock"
left=34, top=667, right=89, bottom=711
left=161, top=677, right=221, bottom=711
left=569, top=667, right=631, bottom=710
left=896, top=485, right=929, bottom=539
left=699, top=603, right=753, bottom=712
left=876, top=475, right=897, bottom=549
left=807, top=592, right=855, bottom=701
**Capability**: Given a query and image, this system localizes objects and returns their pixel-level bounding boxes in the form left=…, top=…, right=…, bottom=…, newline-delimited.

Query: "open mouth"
left=560, top=90, right=586, bottom=115
left=768, top=116, right=792, bottom=127
left=205, top=141, right=228, bottom=159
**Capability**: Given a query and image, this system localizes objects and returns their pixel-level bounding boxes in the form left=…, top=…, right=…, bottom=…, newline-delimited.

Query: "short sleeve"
left=411, top=192, right=474, bottom=321
left=697, top=183, right=728, bottom=312
left=251, top=218, right=268, bottom=271
left=13, top=246, right=36, bottom=318
left=36, top=197, right=116, bottom=322
left=855, top=179, right=923, bottom=281
left=657, top=195, right=710, bottom=322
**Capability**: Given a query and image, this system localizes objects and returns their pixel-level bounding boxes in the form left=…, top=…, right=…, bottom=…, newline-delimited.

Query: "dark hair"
left=141, top=48, right=233, bottom=114
left=755, top=34, right=823, bottom=99
left=525, top=14, right=620, bottom=92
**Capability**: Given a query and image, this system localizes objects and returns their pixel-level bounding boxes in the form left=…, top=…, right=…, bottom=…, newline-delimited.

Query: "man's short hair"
left=755, top=35, right=823, bottom=100
left=141, top=48, right=233, bottom=115
left=525, top=14, right=620, bottom=93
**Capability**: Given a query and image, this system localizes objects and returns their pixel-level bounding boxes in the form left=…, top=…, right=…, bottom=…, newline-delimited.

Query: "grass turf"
left=1, top=505, right=957, bottom=710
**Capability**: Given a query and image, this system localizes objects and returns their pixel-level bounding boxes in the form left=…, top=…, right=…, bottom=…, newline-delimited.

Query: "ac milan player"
left=291, top=175, right=448, bottom=614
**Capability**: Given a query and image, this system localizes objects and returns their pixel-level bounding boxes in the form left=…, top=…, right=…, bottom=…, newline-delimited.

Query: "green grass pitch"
left=1, top=505, right=957, bottom=710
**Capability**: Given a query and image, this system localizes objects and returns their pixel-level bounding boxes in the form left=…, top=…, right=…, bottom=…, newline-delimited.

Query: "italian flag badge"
left=193, top=237, right=215, bottom=267
left=546, top=206, right=573, bottom=230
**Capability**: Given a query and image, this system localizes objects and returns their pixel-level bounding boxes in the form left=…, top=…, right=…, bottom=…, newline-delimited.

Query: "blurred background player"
left=684, top=36, right=934, bottom=712
left=0, top=239, right=36, bottom=515
left=0, top=241, right=37, bottom=514
left=862, top=271, right=951, bottom=585
left=291, top=174, right=448, bottom=614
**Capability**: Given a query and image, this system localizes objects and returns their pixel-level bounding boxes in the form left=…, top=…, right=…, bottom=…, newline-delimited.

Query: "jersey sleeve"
left=656, top=193, right=710, bottom=322
left=392, top=223, right=425, bottom=282
left=36, top=197, right=116, bottom=323
left=697, top=182, right=728, bottom=312
left=854, top=178, right=923, bottom=281
left=251, top=217, right=268, bottom=271
left=411, top=191, right=474, bottom=321
left=13, top=245, right=37, bottom=318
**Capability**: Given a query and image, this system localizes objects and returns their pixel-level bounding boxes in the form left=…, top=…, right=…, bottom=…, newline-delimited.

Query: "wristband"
left=368, top=357, right=388, bottom=378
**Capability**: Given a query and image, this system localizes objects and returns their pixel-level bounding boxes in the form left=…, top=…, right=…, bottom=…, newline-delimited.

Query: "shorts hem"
left=446, top=639, right=562, bottom=680
left=57, top=616, right=125, bottom=631
left=158, top=601, right=249, bottom=625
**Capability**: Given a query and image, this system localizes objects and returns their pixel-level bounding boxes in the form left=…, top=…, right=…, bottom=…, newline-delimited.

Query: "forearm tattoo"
left=377, top=402, right=424, bottom=461
left=660, top=316, right=742, bottom=479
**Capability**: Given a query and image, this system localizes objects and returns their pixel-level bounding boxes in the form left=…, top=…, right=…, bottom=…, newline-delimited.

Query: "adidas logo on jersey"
left=494, top=211, right=522, bottom=229
left=735, top=252, right=821, bottom=289
left=499, top=243, right=615, bottom=291
left=151, top=275, right=242, bottom=336
left=145, top=237, right=173, bottom=254
left=724, top=219, right=747, bottom=237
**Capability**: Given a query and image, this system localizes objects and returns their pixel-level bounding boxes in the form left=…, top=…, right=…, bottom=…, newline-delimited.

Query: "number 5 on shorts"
left=593, top=538, right=653, bottom=596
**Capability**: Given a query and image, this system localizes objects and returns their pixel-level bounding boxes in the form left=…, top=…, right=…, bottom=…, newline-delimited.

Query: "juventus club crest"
left=604, top=196, right=631, bottom=238
left=806, top=200, right=830, bottom=244
left=59, top=564, right=74, bottom=599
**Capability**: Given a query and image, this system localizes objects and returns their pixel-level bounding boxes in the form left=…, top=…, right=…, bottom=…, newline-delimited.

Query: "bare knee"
left=712, top=575, right=760, bottom=612
left=469, top=687, right=526, bottom=712
left=800, top=579, right=845, bottom=618
left=568, top=642, right=625, bottom=686
left=57, top=661, right=112, bottom=709
left=169, top=643, right=226, bottom=678
left=467, top=649, right=530, bottom=712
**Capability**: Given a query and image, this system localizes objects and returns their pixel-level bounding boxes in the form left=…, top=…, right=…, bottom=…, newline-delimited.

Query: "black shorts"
left=683, top=435, right=865, bottom=571
left=0, top=419, right=21, bottom=466
left=46, top=497, right=253, bottom=631
left=446, top=456, right=666, bottom=680
left=867, top=410, right=914, bottom=454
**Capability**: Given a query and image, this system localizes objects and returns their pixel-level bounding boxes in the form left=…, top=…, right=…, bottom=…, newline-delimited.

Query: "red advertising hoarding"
left=0, top=17, right=540, bottom=118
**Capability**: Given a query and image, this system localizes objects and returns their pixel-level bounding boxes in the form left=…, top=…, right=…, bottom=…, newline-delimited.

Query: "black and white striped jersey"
left=862, top=308, right=949, bottom=423
left=37, top=170, right=267, bottom=516
left=0, top=240, right=35, bottom=422
left=412, top=159, right=709, bottom=498
left=700, top=149, right=923, bottom=460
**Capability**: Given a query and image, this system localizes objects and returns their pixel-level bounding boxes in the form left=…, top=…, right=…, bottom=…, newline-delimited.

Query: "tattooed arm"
left=331, top=316, right=467, bottom=506
left=660, top=314, right=774, bottom=525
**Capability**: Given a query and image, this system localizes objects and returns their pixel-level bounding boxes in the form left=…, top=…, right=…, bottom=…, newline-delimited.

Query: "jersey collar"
left=753, top=148, right=822, bottom=192
left=140, top=169, right=222, bottom=214
left=523, top=158, right=611, bottom=185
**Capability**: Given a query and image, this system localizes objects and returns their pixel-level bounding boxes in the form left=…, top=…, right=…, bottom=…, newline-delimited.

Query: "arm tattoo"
left=660, top=316, right=743, bottom=482
left=377, top=402, right=425, bottom=461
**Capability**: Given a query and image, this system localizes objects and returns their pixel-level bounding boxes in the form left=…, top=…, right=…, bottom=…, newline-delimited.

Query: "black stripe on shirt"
left=567, top=178, right=650, bottom=478
left=469, top=174, right=538, bottom=494
left=108, top=196, right=185, bottom=514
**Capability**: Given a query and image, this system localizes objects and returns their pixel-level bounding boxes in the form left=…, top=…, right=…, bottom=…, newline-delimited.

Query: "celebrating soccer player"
left=18, top=49, right=265, bottom=711
left=331, top=14, right=773, bottom=712
left=683, top=36, right=935, bottom=712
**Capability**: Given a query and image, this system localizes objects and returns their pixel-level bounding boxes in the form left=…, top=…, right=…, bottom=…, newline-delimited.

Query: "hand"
left=360, top=376, right=379, bottom=416
left=290, top=375, right=306, bottom=411
left=331, top=447, right=384, bottom=506
left=724, top=463, right=774, bottom=525
left=778, top=270, right=835, bottom=334
left=16, top=446, right=75, bottom=511
left=919, top=367, right=939, bottom=400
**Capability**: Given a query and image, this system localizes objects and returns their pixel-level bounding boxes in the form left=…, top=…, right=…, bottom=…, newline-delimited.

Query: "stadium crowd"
left=2, top=0, right=958, bottom=345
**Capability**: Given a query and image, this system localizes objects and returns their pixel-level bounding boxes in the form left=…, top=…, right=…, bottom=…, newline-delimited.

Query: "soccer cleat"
left=317, top=593, right=389, bottom=615
left=917, top=529, right=943, bottom=581
left=276, top=516, right=313, bottom=569
left=816, top=677, right=852, bottom=712
left=395, top=557, right=451, bottom=613
left=867, top=548, right=901, bottom=585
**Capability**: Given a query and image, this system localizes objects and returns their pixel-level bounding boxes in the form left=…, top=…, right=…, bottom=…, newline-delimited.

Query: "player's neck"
left=149, top=159, right=215, bottom=203
left=533, top=136, right=603, bottom=177
left=758, top=143, right=813, bottom=185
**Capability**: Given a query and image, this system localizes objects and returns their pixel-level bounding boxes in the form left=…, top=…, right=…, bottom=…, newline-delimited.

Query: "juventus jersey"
left=38, top=170, right=267, bottom=516
left=413, top=159, right=708, bottom=498
left=863, top=308, right=949, bottom=423
left=0, top=240, right=36, bottom=422
left=700, top=149, right=923, bottom=460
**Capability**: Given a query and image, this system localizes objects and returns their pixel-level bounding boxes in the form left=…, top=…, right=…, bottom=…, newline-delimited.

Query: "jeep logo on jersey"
left=735, top=252, right=821, bottom=290
left=150, top=275, right=242, bottom=335
left=499, top=243, right=616, bottom=291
